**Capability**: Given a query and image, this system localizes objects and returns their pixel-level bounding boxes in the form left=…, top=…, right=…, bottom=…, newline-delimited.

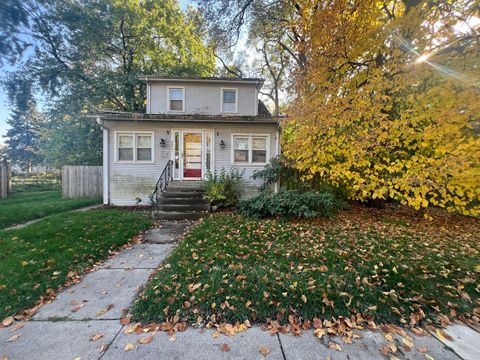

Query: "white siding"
left=149, top=82, right=258, bottom=116
left=104, top=120, right=278, bottom=205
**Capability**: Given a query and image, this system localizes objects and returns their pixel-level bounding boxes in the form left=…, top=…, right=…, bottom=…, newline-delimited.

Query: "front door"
left=183, top=132, right=203, bottom=178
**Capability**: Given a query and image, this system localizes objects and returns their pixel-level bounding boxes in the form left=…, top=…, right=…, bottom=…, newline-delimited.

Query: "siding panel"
left=149, top=82, right=257, bottom=116
left=105, top=120, right=278, bottom=205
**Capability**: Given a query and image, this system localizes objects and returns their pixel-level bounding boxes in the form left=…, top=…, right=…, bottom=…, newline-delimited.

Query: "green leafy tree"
left=5, top=104, right=45, bottom=172
left=3, top=0, right=215, bottom=167
left=198, top=0, right=301, bottom=113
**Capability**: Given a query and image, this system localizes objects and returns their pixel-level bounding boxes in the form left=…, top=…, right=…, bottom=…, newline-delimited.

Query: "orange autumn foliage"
left=284, top=0, right=480, bottom=216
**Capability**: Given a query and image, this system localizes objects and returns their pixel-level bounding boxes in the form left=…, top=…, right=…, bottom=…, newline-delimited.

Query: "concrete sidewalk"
left=1, top=221, right=479, bottom=359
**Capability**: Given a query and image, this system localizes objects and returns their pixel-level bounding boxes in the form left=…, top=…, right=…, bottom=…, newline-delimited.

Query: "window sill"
left=115, top=161, right=155, bottom=164
left=232, top=162, right=268, bottom=166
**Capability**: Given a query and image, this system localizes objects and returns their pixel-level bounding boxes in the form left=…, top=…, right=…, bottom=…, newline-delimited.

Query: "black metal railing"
left=151, top=160, right=173, bottom=207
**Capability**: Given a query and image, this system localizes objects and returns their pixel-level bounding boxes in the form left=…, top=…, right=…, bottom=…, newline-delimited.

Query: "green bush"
left=203, top=169, right=243, bottom=208
left=238, top=189, right=343, bottom=218
left=252, top=156, right=305, bottom=190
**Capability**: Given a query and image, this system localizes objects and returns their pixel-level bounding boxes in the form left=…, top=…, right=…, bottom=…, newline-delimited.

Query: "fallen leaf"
left=10, top=323, right=25, bottom=332
left=435, top=329, right=453, bottom=341
left=425, top=355, right=435, bottom=360
left=260, top=346, right=270, bottom=355
left=169, top=335, right=176, bottom=342
left=212, top=331, right=220, bottom=339
left=2, top=317, right=14, bottom=327
left=139, top=335, right=154, bottom=345
left=314, top=328, right=326, bottom=339
left=124, top=343, right=135, bottom=352
left=99, top=344, right=108, bottom=353
left=328, top=342, right=342, bottom=351
left=71, top=304, right=84, bottom=313
left=97, top=304, right=114, bottom=317
left=301, top=295, right=307, bottom=303
left=384, top=333, right=394, bottom=342
left=417, top=347, right=428, bottom=353
left=7, top=334, right=20, bottom=342
left=90, top=333, right=104, bottom=342
left=220, top=343, right=230, bottom=352
left=120, top=316, right=131, bottom=325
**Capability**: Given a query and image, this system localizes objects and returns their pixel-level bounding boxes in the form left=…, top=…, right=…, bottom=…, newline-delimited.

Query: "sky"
left=0, top=0, right=193, bottom=144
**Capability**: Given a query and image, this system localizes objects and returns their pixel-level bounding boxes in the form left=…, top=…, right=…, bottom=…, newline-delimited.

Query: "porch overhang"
left=88, top=111, right=282, bottom=125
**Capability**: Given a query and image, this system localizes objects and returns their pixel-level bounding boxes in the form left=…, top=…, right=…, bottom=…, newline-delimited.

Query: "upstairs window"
left=232, top=134, right=269, bottom=165
left=168, top=87, right=185, bottom=112
left=116, top=132, right=154, bottom=163
left=222, top=88, right=238, bottom=113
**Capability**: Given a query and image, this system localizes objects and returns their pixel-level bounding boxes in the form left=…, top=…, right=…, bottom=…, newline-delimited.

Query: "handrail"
left=151, top=160, right=173, bottom=207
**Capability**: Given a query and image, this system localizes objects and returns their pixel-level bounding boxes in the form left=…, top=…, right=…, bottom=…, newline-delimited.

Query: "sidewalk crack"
left=428, top=330, right=464, bottom=360
left=98, top=324, right=123, bottom=360
left=276, top=333, right=287, bottom=360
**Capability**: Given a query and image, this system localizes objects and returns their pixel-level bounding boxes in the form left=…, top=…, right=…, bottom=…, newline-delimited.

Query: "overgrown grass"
left=0, top=209, right=153, bottom=319
left=0, top=191, right=100, bottom=229
left=133, top=209, right=480, bottom=326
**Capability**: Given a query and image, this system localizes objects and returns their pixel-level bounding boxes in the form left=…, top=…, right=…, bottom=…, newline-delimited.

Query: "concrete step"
left=156, top=204, right=210, bottom=212
left=166, top=186, right=204, bottom=192
left=163, top=191, right=204, bottom=199
left=169, top=180, right=204, bottom=186
left=158, top=197, right=209, bottom=205
left=152, top=210, right=208, bottom=221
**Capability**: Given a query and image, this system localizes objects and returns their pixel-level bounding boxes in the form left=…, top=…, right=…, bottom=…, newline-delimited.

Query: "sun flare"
left=416, top=53, right=431, bottom=63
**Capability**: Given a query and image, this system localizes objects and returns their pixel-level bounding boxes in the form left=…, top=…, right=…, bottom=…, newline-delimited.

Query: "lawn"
left=133, top=206, right=480, bottom=329
left=0, top=191, right=100, bottom=229
left=0, top=209, right=153, bottom=320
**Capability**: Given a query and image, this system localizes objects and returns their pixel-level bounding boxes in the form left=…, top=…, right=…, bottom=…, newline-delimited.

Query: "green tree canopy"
left=3, top=0, right=215, bottom=167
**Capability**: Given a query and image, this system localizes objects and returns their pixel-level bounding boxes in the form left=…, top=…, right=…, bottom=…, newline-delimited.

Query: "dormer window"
left=221, top=88, right=238, bottom=113
left=168, top=87, right=185, bottom=112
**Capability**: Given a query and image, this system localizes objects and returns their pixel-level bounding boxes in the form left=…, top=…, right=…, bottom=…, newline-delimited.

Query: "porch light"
left=160, top=138, right=166, bottom=147
left=220, top=140, right=225, bottom=149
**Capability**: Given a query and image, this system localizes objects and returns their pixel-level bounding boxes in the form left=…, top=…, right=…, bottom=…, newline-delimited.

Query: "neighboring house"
left=92, top=77, right=280, bottom=206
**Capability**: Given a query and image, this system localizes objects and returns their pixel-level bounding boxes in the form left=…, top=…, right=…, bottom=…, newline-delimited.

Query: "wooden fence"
left=0, top=161, right=11, bottom=199
left=62, top=166, right=102, bottom=199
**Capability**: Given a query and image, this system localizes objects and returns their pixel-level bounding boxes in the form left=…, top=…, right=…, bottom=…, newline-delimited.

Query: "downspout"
left=275, top=126, right=281, bottom=193
left=96, top=117, right=110, bottom=205
left=145, top=77, right=151, bottom=114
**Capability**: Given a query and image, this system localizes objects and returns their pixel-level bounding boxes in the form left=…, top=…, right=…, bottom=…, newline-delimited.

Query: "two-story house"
left=92, top=77, right=280, bottom=207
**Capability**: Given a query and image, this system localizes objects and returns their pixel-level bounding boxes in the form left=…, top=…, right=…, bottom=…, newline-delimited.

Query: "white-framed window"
left=232, top=134, right=269, bottom=165
left=168, top=86, right=185, bottom=112
left=116, top=132, right=154, bottom=163
left=221, top=88, right=238, bottom=113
